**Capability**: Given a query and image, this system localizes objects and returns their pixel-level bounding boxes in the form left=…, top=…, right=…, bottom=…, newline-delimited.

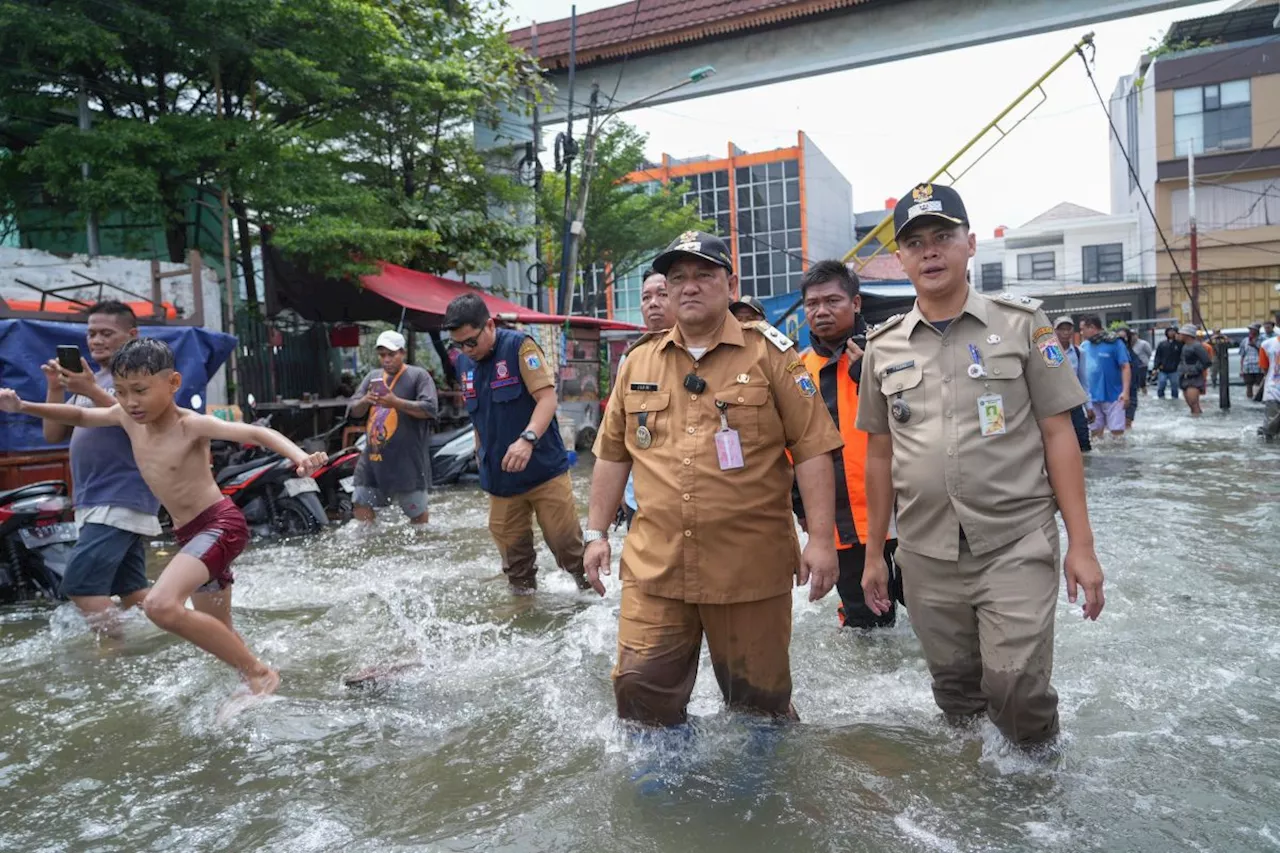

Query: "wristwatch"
left=583, top=529, right=607, bottom=544
left=520, top=429, right=538, bottom=444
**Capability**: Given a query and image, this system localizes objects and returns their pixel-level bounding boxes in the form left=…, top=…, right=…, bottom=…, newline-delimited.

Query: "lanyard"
left=382, top=365, right=406, bottom=393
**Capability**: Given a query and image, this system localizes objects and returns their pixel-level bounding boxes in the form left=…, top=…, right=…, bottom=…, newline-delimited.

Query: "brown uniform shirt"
left=594, top=315, right=844, bottom=604
left=855, top=289, right=1086, bottom=561
left=517, top=337, right=556, bottom=394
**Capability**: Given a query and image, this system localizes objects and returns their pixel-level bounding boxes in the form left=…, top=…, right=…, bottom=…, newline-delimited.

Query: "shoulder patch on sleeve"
left=867, top=314, right=905, bottom=341
left=992, top=293, right=1042, bottom=313
left=746, top=320, right=796, bottom=352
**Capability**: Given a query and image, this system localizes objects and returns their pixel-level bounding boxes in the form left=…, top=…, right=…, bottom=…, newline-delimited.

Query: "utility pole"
left=529, top=22, right=546, bottom=313
left=77, top=78, right=100, bottom=257
left=563, top=85, right=600, bottom=317
left=1188, top=141, right=1202, bottom=328
left=555, top=6, right=578, bottom=316
left=214, top=61, right=239, bottom=402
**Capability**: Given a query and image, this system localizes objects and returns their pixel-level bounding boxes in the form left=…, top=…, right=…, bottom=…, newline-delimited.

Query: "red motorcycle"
left=0, top=481, right=75, bottom=602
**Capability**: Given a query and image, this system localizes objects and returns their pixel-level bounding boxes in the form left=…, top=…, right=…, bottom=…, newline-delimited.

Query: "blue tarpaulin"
left=0, top=319, right=236, bottom=452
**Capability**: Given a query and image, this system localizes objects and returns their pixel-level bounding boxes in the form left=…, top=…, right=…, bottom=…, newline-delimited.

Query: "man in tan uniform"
left=857, top=184, right=1106, bottom=749
left=584, top=231, right=844, bottom=726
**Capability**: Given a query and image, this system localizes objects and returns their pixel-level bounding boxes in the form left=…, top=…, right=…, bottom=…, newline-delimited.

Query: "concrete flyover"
left=511, top=0, right=1205, bottom=123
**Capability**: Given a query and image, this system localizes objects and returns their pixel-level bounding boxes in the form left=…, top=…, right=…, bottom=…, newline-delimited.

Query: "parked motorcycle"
left=312, top=437, right=361, bottom=523
left=0, top=481, right=75, bottom=603
left=217, top=453, right=329, bottom=539
left=430, top=425, right=477, bottom=486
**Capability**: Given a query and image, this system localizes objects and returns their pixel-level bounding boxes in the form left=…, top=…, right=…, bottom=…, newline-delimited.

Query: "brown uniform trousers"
left=488, top=471, right=585, bottom=589
left=897, top=517, right=1061, bottom=744
left=613, top=585, right=794, bottom=726
left=857, top=290, right=1087, bottom=747
left=595, top=315, right=843, bottom=726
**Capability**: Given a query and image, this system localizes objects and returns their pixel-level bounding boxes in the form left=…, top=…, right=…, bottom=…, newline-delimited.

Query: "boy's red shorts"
left=174, top=498, right=250, bottom=592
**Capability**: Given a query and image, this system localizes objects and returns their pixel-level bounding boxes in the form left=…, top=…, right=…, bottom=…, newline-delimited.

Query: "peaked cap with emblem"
left=893, top=182, right=969, bottom=241
left=653, top=230, right=734, bottom=275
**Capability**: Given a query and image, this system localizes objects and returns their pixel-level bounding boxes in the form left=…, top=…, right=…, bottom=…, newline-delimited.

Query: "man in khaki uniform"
left=584, top=231, right=844, bottom=726
left=857, top=184, right=1106, bottom=749
left=445, top=293, right=592, bottom=595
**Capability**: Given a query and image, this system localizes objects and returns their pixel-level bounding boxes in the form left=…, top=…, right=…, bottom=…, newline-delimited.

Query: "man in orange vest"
left=794, top=260, right=901, bottom=628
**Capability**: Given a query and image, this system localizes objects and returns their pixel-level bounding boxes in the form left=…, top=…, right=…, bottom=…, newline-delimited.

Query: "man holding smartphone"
left=347, top=330, right=439, bottom=525
left=43, top=301, right=160, bottom=631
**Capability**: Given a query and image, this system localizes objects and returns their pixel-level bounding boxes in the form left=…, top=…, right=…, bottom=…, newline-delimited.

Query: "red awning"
left=359, top=263, right=640, bottom=331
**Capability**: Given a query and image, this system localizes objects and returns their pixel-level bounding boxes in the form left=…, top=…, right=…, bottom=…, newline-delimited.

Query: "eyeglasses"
left=451, top=333, right=482, bottom=351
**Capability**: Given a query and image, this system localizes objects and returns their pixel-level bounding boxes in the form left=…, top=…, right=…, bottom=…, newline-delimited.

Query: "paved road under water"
left=1, top=397, right=1278, bottom=852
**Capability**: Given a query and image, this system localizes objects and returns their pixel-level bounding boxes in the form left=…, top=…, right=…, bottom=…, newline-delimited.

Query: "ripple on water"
left=1, top=406, right=1279, bottom=851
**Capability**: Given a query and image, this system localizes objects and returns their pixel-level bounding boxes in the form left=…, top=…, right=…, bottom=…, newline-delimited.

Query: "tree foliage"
left=0, top=0, right=542, bottom=290
left=537, top=122, right=709, bottom=294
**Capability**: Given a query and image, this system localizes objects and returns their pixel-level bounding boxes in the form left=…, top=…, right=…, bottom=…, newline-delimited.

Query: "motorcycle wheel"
left=274, top=497, right=322, bottom=537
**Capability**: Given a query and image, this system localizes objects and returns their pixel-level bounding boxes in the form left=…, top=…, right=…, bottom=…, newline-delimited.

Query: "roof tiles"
left=509, top=0, right=869, bottom=67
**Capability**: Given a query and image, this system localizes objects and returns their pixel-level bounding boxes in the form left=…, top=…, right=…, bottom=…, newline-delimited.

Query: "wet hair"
left=1079, top=314, right=1103, bottom=330
left=641, top=267, right=663, bottom=284
left=801, top=259, right=860, bottom=299
left=86, top=300, right=138, bottom=329
left=443, top=293, right=490, bottom=331
left=110, top=338, right=175, bottom=377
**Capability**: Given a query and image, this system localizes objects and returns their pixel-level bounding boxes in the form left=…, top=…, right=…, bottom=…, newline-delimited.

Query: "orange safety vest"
left=799, top=345, right=872, bottom=551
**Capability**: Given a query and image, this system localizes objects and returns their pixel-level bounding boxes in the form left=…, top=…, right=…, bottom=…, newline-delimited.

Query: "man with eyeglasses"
left=443, top=293, right=592, bottom=595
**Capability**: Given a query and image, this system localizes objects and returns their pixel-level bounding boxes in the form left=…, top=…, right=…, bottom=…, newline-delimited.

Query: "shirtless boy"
left=0, top=339, right=326, bottom=695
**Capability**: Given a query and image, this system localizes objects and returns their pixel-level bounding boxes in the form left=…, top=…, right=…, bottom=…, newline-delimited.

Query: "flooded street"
left=2, top=397, right=1278, bottom=853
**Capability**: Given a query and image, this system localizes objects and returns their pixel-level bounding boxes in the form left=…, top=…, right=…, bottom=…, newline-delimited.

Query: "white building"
left=1109, top=58, right=1160, bottom=290
left=972, top=202, right=1151, bottom=324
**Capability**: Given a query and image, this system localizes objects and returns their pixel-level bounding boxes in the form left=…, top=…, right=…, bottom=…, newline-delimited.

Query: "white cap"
left=375, top=330, right=406, bottom=352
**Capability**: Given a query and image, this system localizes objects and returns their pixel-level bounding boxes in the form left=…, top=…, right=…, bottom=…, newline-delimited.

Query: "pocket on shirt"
left=879, top=363, right=925, bottom=427
left=712, top=385, right=769, bottom=443
left=624, top=391, right=671, bottom=449
left=983, top=355, right=1030, bottom=417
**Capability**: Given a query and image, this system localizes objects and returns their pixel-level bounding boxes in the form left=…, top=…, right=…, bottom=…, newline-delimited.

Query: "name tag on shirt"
left=977, top=393, right=1006, bottom=437
left=714, top=428, right=745, bottom=470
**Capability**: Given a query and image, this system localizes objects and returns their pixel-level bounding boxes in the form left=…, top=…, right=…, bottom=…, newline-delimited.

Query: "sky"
left=499, top=0, right=1238, bottom=247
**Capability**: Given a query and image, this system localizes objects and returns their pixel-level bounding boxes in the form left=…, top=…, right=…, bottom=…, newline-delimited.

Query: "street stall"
left=264, top=247, right=641, bottom=452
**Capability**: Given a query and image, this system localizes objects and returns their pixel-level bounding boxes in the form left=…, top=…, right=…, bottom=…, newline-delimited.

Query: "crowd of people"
left=3, top=179, right=1275, bottom=757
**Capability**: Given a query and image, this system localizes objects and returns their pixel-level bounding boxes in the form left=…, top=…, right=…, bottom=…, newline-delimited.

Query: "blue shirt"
left=1080, top=337, right=1130, bottom=404
left=1064, top=343, right=1091, bottom=407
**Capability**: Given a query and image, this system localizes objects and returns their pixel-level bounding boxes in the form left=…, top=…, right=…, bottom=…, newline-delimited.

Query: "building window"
left=1017, top=252, right=1055, bottom=281
left=1126, top=85, right=1140, bottom=191
left=1173, top=80, right=1251, bottom=157
left=734, top=158, right=803, bottom=298
left=1082, top=243, right=1124, bottom=284
left=573, top=265, right=611, bottom=319
left=679, top=170, right=731, bottom=238
left=980, top=262, right=1004, bottom=292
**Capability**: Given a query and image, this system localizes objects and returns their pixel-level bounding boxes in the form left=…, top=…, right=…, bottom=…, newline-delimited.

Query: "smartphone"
left=370, top=377, right=388, bottom=396
left=56, top=345, right=84, bottom=373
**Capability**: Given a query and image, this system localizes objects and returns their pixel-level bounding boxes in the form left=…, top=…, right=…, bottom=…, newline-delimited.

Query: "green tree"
left=537, top=122, right=709, bottom=307
left=0, top=0, right=541, bottom=297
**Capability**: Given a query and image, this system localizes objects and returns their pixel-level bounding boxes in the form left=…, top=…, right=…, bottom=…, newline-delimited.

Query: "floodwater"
left=2, top=397, right=1278, bottom=853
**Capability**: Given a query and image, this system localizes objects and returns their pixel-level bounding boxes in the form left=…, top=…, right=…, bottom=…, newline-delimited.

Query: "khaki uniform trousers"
left=896, top=516, right=1061, bottom=746
left=487, top=472, right=585, bottom=589
left=613, top=584, right=795, bottom=727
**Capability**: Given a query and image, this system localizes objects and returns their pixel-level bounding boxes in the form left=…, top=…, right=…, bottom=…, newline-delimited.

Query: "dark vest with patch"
left=458, top=328, right=568, bottom=497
